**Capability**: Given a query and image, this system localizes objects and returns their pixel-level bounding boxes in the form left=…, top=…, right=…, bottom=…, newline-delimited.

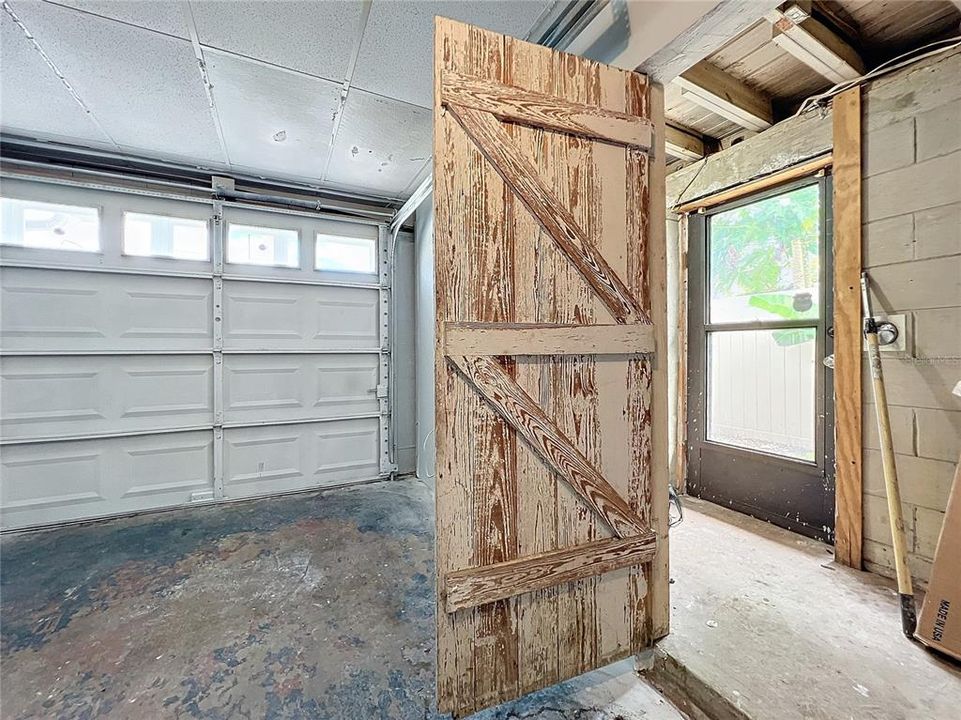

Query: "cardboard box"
left=915, top=452, right=961, bottom=660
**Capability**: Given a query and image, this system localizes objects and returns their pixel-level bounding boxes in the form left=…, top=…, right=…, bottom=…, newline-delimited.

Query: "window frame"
left=314, top=232, right=378, bottom=275
left=684, top=172, right=837, bottom=542
left=0, top=196, right=103, bottom=254
left=121, top=210, right=211, bottom=262
left=225, top=222, right=302, bottom=270
left=699, top=177, right=827, bottom=465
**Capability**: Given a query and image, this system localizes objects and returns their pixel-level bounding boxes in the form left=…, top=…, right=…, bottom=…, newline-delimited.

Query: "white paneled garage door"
left=1, top=177, right=391, bottom=530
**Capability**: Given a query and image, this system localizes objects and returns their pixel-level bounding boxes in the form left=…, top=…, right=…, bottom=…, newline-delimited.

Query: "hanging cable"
left=794, top=35, right=961, bottom=118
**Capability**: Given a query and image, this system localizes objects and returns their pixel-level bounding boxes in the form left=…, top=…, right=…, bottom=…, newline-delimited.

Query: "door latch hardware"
left=668, top=483, right=684, bottom=528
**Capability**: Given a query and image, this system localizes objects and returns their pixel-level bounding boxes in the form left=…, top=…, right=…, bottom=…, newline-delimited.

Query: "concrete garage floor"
left=6, top=477, right=957, bottom=720
left=0, top=478, right=682, bottom=720
left=648, top=496, right=961, bottom=720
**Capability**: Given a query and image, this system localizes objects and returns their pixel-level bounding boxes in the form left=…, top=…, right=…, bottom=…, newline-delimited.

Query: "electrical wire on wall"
left=794, top=34, right=961, bottom=118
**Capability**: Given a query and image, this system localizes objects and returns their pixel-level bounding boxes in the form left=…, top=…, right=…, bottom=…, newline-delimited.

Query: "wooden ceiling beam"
left=635, top=0, right=782, bottom=83
left=675, top=61, right=774, bottom=132
left=766, top=2, right=865, bottom=84
left=665, top=123, right=706, bottom=161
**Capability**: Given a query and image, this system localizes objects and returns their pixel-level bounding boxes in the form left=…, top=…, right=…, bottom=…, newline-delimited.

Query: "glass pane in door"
left=709, top=184, right=820, bottom=324
left=707, top=327, right=817, bottom=461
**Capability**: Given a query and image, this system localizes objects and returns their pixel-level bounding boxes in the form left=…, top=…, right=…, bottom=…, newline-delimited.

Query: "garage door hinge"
left=190, top=490, right=215, bottom=503
left=376, top=383, right=388, bottom=399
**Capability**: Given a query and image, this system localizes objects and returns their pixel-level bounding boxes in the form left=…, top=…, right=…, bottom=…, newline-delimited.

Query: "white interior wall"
left=393, top=230, right=417, bottom=475
left=413, top=200, right=435, bottom=481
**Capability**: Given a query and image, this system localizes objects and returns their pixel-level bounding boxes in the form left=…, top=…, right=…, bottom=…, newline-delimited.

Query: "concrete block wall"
left=861, top=50, right=961, bottom=584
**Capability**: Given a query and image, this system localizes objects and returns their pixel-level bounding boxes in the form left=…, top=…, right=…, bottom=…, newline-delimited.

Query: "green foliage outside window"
left=709, top=184, right=820, bottom=345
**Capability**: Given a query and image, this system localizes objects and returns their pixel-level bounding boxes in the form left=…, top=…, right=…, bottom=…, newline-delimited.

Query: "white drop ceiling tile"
left=0, top=10, right=112, bottom=145
left=204, top=48, right=342, bottom=181
left=9, top=0, right=226, bottom=165
left=352, top=0, right=553, bottom=108
left=190, top=0, right=364, bottom=82
left=324, top=88, right=431, bottom=197
left=45, top=0, right=191, bottom=38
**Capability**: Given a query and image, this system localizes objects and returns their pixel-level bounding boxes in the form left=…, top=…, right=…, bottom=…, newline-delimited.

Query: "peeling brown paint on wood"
left=446, top=534, right=657, bottom=613
left=443, top=322, right=656, bottom=356
left=447, top=103, right=648, bottom=325
left=441, top=71, right=655, bottom=150
left=434, top=16, right=668, bottom=717
left=449, top=354, right=649, bottom=539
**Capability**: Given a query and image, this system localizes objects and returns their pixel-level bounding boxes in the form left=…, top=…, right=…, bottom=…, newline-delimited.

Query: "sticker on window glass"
left=227, top=224, right=299, bottom=268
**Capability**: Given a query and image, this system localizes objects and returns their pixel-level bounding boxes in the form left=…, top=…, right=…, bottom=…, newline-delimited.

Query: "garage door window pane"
left=123, top=212, right=209, bottom=260
left=315, top=234, right=376, bottom=273
left=227, top=224, right=299, bottom=268
left=1, top=197, right=99, bottom=252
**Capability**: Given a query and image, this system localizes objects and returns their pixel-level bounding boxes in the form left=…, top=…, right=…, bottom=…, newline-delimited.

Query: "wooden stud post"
left=832, top=86, right=862, bottom=569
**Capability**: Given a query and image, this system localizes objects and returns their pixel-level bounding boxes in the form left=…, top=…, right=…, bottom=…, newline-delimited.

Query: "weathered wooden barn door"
left=433, top=17, right=669, bottom=717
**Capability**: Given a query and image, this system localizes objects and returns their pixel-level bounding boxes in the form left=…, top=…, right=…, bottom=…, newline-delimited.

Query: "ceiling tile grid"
left=0, top=9, right=114, bottom=146
left=352, top=0, right=553, bottom=108
left=203, top=48, right=343, bottom=181
left=0, top=0, right=555, bottom=198
left=44, top=0, right=191, bottom=38
left=7, top=0, right=227, bottom=166
left=189, top=0, right=366, bottom=83
left=324, top=87, right=431, bottom=196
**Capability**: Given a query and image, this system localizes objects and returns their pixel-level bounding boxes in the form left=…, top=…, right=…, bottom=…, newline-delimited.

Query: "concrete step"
left=642, top=497, right=961, bottom=720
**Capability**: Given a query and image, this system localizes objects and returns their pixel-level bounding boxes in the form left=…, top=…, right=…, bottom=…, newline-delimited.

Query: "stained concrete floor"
left=0, top=477, right=683, bottom=720
left=648, top=496, right=961, bottom=720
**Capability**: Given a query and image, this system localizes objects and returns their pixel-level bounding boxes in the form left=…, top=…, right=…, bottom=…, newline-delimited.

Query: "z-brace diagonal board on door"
left=439, top=71, right=657, bottom=616
left=444, top=353, right=657, bottom=612
left=445, top=101, right=651, bottom=325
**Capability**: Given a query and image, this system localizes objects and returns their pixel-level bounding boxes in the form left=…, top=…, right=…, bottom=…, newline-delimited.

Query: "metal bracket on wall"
left=377, top=224, right=394, bottom=476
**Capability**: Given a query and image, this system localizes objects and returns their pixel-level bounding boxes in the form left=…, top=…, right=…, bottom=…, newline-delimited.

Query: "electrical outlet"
left=862, top=312, right=908, bottom=353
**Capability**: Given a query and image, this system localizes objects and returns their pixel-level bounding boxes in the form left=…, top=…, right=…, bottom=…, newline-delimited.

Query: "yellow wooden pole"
left=862, top=272, right=917, bottom=638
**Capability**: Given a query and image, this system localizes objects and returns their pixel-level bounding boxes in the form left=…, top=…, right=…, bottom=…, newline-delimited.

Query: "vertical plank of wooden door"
left=458, top=25, right=520, bottom=711
left=504, top=36, right=561, bottom=696
left=433, top=18, right=476, bottom=713
left=647, top=82, right=671, bottom=639
left=593, top=64, right=633, bottom=663
left=551, top=52, right=602, bottom=678
left=624, top=71, right=656, bottom=648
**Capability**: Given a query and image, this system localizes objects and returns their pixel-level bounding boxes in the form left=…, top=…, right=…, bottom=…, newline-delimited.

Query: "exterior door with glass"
left=687, top=176, right=835, bottom=542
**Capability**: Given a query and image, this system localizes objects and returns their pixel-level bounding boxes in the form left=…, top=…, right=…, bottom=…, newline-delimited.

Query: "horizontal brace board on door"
left=441, top=71, right=653, bottom=150
left=0, top=261, right=381, bottom=290
left=1, top=412, right=385, bottom=446
left=444, top=533, right=657, bottom=613
left=0, top=349, right=386, bottom=356
left=444, top=322, right=655, bottom=355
